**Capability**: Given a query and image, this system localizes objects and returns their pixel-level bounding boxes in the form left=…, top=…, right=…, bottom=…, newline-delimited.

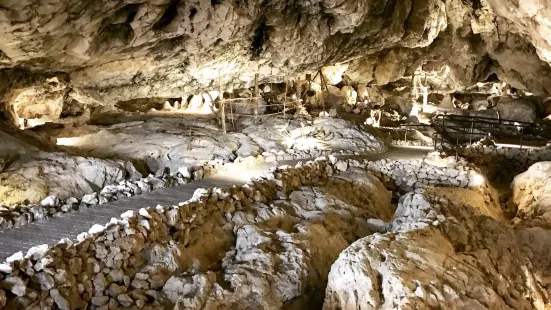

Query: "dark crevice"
left=250, top=16, right=269, bottom=58
left=484, top=73, right=500, bottom=83
left=88, top=4, right=139, bottom=53
left=211, top=0, right=222, bottom=5
left=115, top=97, right=181, bottom=113
left=153, top=0, right=182, bottom=31
left=60, top=98, right=86, bottom=119
left=124, top=5, right=139, bottom=23
left=0, top=49, right=9, bottom=61
left=464, top=0, right=483, bottom=10
left=189, top=7, right=198, bottom=20
left=112, top=4, right=139, bottom=24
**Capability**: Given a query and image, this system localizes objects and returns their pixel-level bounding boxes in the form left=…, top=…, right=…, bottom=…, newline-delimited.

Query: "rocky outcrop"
left=494, top=97, right=538, bottom=123
left=324, top=188, right=550, bottom=309
left=53, top=115, right=386, bottom=175
left=0, top=114, right=385, bottom=205
left=511, top=162, right=551, bottom=227
left=0, top=131, right=128, bottom=205
left=159, top=167, right=393, bottom=309
left=365, top=153, right=503, bottom=220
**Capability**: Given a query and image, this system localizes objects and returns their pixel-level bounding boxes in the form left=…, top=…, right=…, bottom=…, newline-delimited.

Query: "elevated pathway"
left=0, top=146, right=431, bottom=261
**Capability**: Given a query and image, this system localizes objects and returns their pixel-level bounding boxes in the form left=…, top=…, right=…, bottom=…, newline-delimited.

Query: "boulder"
left=495, top=97, right=537, bottom=123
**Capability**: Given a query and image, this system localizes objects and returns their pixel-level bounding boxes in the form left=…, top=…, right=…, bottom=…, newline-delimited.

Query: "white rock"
left=0, top=276, right=26, bottom=296
left=41, top=195, right=59, bottom=207
left=6, top=251, right=23, bottom=263
left=178, top=166, right=192, bottom=179
left=36, top=272, right=55, bottom=290
left=25, top=244, right=49, bottom=260
left=88, top=224, right=105, bottom=235
left=81, top=193, right=99, bottom=205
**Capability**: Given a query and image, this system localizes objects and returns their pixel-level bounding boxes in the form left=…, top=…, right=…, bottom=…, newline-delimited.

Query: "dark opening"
left=153, top=0, right=182, bottom=31
left=189, top=7, right=198, bottom=20
left=98, top=24, right=134, bottom=47
left=465, top=0, right=483, bottom=10
left=484, top=73, right=500, bottom=83
left=211, top=0, right=222, bottom=5
left=115, top=97, right=182, bottom=113
left=251, top=16, right=269, bottom=58
left=112, top=4, right=139, bottom=24
left=60, top=99, right=85, bottom=119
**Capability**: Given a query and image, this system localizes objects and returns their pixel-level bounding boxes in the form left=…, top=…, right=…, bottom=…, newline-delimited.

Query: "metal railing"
left=397, top=113, right=551, bottom=152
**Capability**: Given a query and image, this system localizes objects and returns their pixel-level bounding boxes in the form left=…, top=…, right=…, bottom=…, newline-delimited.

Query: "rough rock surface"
left=53, top=115, right=385, bottom=174
left=324, top=188, right=550, bottom=309
left=3, top=154, right=551, bottom=309
left=495, top=97, right=538, bottom=123
left=1, top=0, right=551, bottom=121
left=365, top=153, right=503, bottom=220
left=511, top=162, right=551, bottom=227
left=0, top=131, right=127, bottom=205
left=160, top=167, right=392, bottom=309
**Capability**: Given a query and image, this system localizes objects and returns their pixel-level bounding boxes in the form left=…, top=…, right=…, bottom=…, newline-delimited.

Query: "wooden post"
left=283, top=81, right=288, bottom=116
left=254, top=73, right=259, bottom=120
left=219, top=77, right=226, bottom=133
left=295, top=79, right=301, bottom=104
left=319, top=70, right=330, bottom=113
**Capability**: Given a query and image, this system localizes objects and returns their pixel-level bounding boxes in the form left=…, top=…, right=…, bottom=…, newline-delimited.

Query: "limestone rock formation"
left=51, top=115, right=385, bottom=175
left=511, top=161, right=551, bottom=227
left=324, top=189, right=550, bottom=309
left=162, top=168, right=392, bottom=309
left=0, top=131, right=128, bottom=204
left=1, top=0, right=551, bottom=122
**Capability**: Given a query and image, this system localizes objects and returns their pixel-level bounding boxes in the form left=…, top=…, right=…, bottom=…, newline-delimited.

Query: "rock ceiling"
left=0, top=0, right=550, bottom=116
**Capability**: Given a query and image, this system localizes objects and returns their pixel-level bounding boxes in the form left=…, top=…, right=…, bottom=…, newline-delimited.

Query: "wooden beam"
left=254, top=73, right=260, bottom=120
left=295, top=79, right=302, bottom=109
left=219, top=77, right=226, bottom=133
left=283, top=81, right=288, bottom=116
left=319, top=70, right=329, bottom=113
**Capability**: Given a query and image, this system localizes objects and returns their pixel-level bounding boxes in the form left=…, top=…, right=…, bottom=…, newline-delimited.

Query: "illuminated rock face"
left=0, top=0, right=551, bottom=116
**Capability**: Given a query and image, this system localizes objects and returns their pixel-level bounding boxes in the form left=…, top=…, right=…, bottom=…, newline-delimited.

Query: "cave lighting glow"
left=310, top=82, right=322, bottom=92
left=470, top=173, right=486, bottom=187
left=56, top=137, right=85, bottom=147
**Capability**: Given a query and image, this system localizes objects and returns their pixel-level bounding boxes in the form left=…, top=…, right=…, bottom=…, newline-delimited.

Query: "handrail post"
left=456, top=131, right=459, bottom=159
left=469, top=117, right=474, bottom=145
left=441, top=115, right=445, bottom=150
left=254, top=73, right=259, bottom=121
left=219, top=77, right=226, bottom=133
left=520, top=127, right=524, bottom=149
left=283, top=81, right=287, bottom=116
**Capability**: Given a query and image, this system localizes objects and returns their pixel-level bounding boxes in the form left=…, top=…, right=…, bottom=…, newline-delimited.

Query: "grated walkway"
left=0, top=147, right=430, bottom=261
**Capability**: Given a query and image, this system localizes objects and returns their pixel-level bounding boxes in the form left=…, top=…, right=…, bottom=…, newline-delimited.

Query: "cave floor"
left=0, top=147, right=430, bottom=262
